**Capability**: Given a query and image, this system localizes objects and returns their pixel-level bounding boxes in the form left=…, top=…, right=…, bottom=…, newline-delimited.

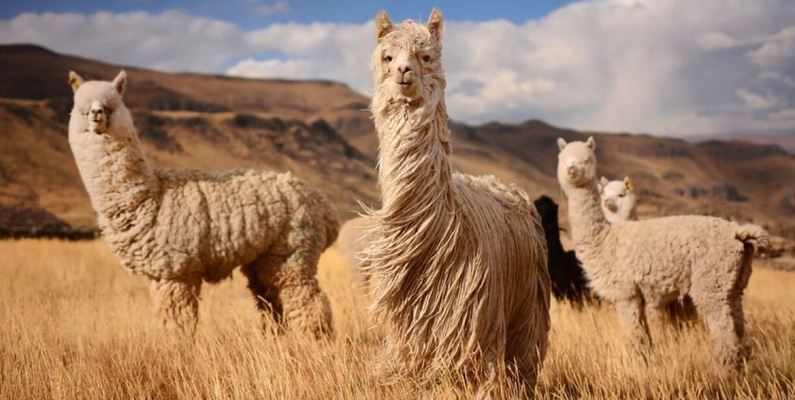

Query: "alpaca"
left=557, top=137, right=770, bottom=368
left=336, top=215, right=374, bottom=292
left=597, top=176, right=637, bottom=225
left=533, top=195, right=594, bottom=305
left=598, top=176, right=697, bottom=324
left=361, top=9, right=550, bottom=396
left=67, top=70, right=338, bottom=337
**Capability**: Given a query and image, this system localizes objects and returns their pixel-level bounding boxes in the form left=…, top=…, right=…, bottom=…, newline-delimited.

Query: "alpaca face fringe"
left=370, top=11, right=451, bottom=156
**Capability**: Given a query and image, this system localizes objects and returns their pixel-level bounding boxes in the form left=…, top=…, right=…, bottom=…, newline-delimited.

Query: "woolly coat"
left=558, top=138, right=769, bottom=367
left=68, top=75, right=338, bottom=336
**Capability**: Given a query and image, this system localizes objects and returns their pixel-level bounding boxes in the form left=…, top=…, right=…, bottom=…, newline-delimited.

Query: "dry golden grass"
left=1, top=239, right=793, bottom=399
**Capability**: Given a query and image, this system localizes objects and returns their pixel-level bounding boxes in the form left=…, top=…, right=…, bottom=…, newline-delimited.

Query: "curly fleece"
left=557, top=137, right=770, bottom=369
left=68, top=70, right=338, bottom=337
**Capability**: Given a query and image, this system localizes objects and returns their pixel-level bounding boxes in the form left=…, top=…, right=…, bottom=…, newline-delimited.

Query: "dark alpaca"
left=534, top=195, right=595, bottom=305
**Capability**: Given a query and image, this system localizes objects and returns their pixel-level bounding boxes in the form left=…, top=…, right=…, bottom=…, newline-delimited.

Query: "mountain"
left=686, top=132, right=795, bottom=155
left=1, top=44, right=794, bottom=246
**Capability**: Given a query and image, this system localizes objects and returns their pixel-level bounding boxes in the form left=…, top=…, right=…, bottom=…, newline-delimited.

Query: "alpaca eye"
left=423, top=55, right=432, bottom=63
left=385, top=55, right=393, bottom=62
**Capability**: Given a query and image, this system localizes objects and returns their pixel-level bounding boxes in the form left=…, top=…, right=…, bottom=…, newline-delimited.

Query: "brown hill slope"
left=1, top=44, right=793, bottom=241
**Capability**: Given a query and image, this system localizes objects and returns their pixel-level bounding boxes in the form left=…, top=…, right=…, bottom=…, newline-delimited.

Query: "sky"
left=1, top=0, right=794, bottom=137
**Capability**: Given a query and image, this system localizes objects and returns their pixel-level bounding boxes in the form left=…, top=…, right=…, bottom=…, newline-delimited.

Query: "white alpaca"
left=598, top=176, right=697, bottom=325
left=598, top=176, right=637, bottom=224
left=557, top=137, right=769, bottom=368
left=361, top=10, right=550, bottom=396
left=67, top=70, right=338, bottom=337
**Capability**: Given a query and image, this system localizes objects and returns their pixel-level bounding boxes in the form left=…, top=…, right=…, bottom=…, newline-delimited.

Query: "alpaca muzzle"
left=603, top=199, right=618, bottom=212
left=566, top=165, right=578, bottom=179
left=396, top=72, right=415, bottom=88
left=87, top=101, right=108, bottom=134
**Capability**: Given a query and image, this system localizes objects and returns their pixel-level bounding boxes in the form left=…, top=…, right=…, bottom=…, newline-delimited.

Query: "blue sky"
left=0, top=0, right=581, bottom=29
left=1, top=0, right=794, bottom=136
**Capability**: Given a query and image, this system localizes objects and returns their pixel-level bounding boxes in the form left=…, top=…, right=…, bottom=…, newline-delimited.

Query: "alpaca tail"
left=320, top=196, right=340, bottom=249
left=735, top=224, right=771, bottom=254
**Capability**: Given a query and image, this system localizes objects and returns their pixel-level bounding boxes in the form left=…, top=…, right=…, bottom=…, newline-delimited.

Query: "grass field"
left=1, top=239, right=793, bottom=399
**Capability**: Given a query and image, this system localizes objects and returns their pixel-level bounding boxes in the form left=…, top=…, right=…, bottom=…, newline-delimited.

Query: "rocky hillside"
left=1, top=44, right=794, bottom=245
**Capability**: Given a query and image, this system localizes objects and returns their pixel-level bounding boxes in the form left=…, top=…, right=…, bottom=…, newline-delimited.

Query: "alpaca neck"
left=373, top=90, right=455, bottom=226
left=565, top=180, right=609, bottom=260
left=72, top=120, right=158, bottom=233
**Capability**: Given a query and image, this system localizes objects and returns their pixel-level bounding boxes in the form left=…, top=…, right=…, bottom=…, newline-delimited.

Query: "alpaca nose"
left=567, top=165, right=577, bottom=176
left=604, top=199, right=618, bottom=212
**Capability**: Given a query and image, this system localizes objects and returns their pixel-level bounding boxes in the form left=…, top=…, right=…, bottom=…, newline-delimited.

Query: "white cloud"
left=226, top=58, right=313, bottom=79
left=0, top=11, right=249, bottom=72
left=736, top=89, right=781, bottom=110
left=697, top=32, right=737, bottom=50
left=258, top=1, right=289, bottom=16
left=2, top=1, right=795, bottom=136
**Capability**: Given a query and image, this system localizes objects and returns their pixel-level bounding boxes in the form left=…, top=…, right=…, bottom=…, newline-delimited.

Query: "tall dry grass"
left=0, top=239, right=793, bottom=399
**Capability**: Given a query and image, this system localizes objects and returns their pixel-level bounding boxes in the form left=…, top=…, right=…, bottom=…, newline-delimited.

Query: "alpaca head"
left=598, top=176, right=637, bottom=223
left=68, top=70, right=134, bottom=141
left=371, top=9, right=445, bottom=105
left=557, top=137, right=597, bottom=189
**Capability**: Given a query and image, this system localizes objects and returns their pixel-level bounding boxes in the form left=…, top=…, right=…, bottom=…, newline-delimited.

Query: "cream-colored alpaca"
left=557, top=137, right=769, bottom=369
left=598, top=176, right=697, bottom=325
left=361, top=10, right=550, bottom=396
left=68, top=71, right=338, bottom=337
left=336, top=216, right=374, bottom=292
left=598, top=176, right=637, bottom=224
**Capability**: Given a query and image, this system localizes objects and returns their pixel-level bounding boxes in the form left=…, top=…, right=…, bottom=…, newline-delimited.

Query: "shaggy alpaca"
left=361, top=10, right=550, bottom=396
left=557, top=137, right=770, bottom=368
left=597, top=176, right=638, bottom=225
left=67, top=70, right=338, bottom=337
left=336, top=216, right=374, bottom=291
left=534, top=195, right=594, bottom=305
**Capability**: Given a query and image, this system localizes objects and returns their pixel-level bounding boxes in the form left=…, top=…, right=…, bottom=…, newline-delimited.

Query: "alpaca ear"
left=427, top=8, right=443, bottom=41
left=375, top=10, right=393, bottom=43
left=557, top=138, right=567, bottom=151
left=586, top=136, right=596, bottom=150
left=624, top=176, right=634, bottom=192
left=112, top=70, right=127, bottom=96
left=68, top=71, right=84, bottom=93
left=599, top=176, right=609, bottom=191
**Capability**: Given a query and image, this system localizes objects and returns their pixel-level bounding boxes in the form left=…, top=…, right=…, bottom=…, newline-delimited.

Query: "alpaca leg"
left=272, top=253, right=333, bottom=339
left=507, top=325, right=546, bottom=398
left=473, top=347, right=506, bottom=400
left=148, top=276, right=201, bottom=334
left=730, top=298, right=751, bottom=363
left=241, top=260, right=284, bottom=330
left=614, top=297, right=652, bottom=355
left=699, top=301, right=743, bottom=369
left=645, top=302, right=667, bottom=329
left=263, top=208, right=334, bottom=338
